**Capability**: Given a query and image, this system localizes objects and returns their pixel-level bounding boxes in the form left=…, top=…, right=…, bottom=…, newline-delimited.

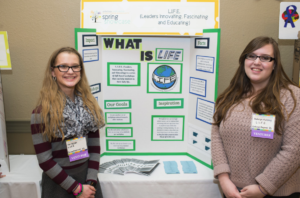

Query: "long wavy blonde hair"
left=34, top=47, right=105, bottom=141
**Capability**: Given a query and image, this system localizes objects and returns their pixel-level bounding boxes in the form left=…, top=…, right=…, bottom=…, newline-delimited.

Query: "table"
left=98, top=155, right=222, bottom=198
left=0, top=155, right=42, bottom=198
left=0, top=155, right=222, bottom=198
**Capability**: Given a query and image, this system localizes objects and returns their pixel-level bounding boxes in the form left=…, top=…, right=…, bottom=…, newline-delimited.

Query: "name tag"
left=66, top=137, right=89, bottom=162
left=251, top=114, right=275, bottom=139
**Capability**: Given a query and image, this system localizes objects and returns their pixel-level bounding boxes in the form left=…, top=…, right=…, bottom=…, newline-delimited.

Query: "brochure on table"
left=76, top=28, right=220, bottom=169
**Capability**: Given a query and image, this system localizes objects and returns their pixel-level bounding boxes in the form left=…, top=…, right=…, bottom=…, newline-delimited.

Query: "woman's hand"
left=240, top=184, right=266, bottom=198
left=77, top=184, right=96, bottom=198
left=218, top=173, right=241, bottom=198
left=0, top=172, right=5, bottom=178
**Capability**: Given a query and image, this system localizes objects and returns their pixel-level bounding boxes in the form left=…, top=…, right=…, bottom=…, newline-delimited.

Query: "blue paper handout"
left=163, top=161, right=180, bottom=174
left=180, top=161, right=197, bottom=174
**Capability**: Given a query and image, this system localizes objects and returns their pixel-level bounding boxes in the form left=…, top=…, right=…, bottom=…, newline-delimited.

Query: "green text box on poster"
left=154, top=98, right=184, bottom=109
left=104, top=100, right=132, bottom=109
left=106, top=127, right=133, bottom=138
left=106, top=139, right=136, bottom=151
left=107, top=62, right=141, bottom=86
left=151, top=115, right=185, bottom=141
left=105, top=112, right=132, bottom=125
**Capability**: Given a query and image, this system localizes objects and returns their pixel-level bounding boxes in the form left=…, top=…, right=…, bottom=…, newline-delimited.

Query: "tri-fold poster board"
left=78, top=0, right=220, bottom=169
left=76, top=28, right=220, bottom=168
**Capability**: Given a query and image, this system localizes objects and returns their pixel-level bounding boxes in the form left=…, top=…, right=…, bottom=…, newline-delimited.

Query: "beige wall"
left=1, top=0, right=299, bottom=153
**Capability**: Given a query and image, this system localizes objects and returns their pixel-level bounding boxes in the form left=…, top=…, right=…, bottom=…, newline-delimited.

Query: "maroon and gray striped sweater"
left=31, top=110, right=100, bottom=193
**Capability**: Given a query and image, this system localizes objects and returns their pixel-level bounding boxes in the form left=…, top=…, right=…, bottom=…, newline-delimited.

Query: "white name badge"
left=66, top=137, right=89, bottom=162
left=251, top=114, right=276, bottom=139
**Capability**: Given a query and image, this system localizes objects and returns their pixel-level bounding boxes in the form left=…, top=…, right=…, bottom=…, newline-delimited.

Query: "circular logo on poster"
left=152, top=65, right=177, bottom=90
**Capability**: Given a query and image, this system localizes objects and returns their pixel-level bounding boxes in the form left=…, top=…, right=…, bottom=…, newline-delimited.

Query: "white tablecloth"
left=0, top=155, right=222, bottom=198
left=98, top=155, right=222, bottom=198
left=0, top=155, right=42, bottom=198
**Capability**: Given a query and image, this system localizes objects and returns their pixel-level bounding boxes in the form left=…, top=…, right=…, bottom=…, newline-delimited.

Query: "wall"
left=0, top=0, right=298, bottom=154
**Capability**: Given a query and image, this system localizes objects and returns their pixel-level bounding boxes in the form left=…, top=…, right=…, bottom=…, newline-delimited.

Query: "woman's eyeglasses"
left=246, top=53, right=275, bottom=62
left=52, top=65, right=82, bottom=72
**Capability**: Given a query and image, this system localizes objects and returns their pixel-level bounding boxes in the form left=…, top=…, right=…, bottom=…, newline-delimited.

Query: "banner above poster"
left=81, top=0, right=219, bottom=36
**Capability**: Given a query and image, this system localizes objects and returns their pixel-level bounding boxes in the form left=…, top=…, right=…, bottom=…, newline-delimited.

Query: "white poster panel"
left=79, top=30, right=220, bottom=163
left=279, top=2, right=300, bottom=39
left=187, top=30, right=220, bottom=167
left=99, top=37, right=191, bottom=153
left=81, top=0, right=219, bottom=36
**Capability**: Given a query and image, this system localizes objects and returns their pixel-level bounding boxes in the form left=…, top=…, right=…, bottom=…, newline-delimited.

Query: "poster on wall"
left=80, top=0, right=219, bottom=36
left=0, top=31, right=12, bottom=70
left=279, top=2, right=300, bottom=39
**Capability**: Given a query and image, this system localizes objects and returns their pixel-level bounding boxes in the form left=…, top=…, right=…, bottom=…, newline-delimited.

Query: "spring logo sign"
left=282, top=5, right=299, bottom=28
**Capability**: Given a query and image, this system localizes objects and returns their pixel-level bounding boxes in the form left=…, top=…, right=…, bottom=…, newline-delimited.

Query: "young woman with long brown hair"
left=212, top=37, right=300, bottom=198
left=31, top=47, right=105, bottom=198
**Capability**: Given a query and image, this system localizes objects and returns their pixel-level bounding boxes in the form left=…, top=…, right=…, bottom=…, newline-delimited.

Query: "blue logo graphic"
left=282, top=5, right=299, bottom=28
left=152, top=65, right=177, bottom=90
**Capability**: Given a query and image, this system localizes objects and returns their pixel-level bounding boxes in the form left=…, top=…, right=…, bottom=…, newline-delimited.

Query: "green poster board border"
left=147, top=63, right=183, bottom=94
left=74, top=28, right=96, bottom=50
left=154, top=98, right=184, bottom=109
left=151, top=115, right=185, bottom=141
left=105, top=112, right=132, bottom=125
left=104, top=100, right=132, bottom=109
left=106, top=127, right=133, bottom=138
left=155, top=48, right=184, bottom=62
left=107, top=62, right=141, bottom=86
left=106, top=139, right=136, bottom=151
left=203, top=28, right=220, bottom=102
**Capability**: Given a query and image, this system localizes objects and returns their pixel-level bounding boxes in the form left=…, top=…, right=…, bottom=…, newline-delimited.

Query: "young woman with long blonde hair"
left=31, top=47, right=105, bottom=198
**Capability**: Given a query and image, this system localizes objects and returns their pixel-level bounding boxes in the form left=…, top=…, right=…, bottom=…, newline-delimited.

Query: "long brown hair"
left=34, top=47, right=105, bottom=141
left=213, top=37, right=297, bottom=135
